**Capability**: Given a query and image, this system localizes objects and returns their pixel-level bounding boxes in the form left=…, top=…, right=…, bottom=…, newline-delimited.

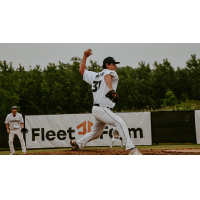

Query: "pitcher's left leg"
left=100, top=107, right=135, bottom=150
left=112, top=116, right=135, bottom=150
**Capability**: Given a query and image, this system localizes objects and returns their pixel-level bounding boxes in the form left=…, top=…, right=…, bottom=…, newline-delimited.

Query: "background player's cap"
left=103, top=57, right=120, bottom=65
left=11, top=106, right=18, bottom=110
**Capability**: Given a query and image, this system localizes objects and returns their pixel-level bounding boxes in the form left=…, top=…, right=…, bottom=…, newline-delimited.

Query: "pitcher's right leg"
left=76, top=118, right=106, bottom=149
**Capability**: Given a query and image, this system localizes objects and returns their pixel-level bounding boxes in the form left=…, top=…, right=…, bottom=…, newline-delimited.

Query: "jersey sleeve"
left=4, top=115, right=9, bottom=124
left=19, top=114, right=24, bottom=123
left=83, top=70, right=97, bottom=85
left=104, top=70, right=118, bottom=79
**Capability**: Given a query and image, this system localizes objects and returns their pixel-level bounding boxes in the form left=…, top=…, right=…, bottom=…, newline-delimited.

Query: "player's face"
left=12, top=109, right=17, bottom=116
left=107, top=63, right=117, bottom=71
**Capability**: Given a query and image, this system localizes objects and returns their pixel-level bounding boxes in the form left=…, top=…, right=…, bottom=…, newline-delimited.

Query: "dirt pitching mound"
left=27, top=148, right=200, bottom=155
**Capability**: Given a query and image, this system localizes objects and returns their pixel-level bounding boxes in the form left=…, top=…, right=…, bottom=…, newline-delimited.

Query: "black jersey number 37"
left=92, top=81, right=102, bottom=92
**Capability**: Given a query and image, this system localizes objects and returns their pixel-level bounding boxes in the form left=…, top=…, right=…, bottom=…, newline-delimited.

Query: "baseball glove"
left=21, top=127, right=28, bottom=134
left=105, top=90, right=119, bottom=103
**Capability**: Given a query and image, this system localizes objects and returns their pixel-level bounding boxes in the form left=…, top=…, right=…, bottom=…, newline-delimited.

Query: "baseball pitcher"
left=70, top=49, right=142, bottom=155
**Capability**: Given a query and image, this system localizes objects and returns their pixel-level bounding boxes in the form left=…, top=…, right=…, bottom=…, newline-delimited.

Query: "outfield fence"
left=0, top=110, right=199, bottom=149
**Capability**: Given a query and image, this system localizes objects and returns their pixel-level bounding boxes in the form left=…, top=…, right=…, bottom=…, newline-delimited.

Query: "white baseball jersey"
left=83, top=69, right=119, bottom=108
left=5, top=113, right=24, bottom=129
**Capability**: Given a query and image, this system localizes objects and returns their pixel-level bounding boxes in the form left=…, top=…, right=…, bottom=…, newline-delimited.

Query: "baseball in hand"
left=89, top=50, right=93, bottom=55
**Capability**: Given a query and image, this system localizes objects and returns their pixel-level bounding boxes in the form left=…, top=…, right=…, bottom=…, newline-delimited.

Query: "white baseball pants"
left=77, top=106, right=135, bottom=150
left=9, top=128, right=26, bottom=153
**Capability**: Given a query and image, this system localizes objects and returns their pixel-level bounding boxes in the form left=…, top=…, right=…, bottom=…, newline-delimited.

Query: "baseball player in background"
left=5, top=106, right=26, bottom=155
left=110, top=127, right=124, bottom=148
left=71, top=49, right=142, bottom=155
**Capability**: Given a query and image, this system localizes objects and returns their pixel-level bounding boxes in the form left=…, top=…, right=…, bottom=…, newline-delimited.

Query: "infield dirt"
left=27, top=148, right=200, bottom=155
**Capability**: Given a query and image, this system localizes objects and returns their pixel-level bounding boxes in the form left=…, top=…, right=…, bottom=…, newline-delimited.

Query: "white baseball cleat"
left=9, top=152, right=15, bottom=155
left=129, top=148, right=142, bottom=155
left=23, top=152, right=26, bottom=155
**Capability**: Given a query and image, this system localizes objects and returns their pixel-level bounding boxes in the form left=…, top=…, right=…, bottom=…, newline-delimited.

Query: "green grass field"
left=1, top=144, right=200, bottom=155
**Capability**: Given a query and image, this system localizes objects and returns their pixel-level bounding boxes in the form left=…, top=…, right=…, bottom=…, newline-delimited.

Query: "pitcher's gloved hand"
left=105, top=90, right=119, bottom=103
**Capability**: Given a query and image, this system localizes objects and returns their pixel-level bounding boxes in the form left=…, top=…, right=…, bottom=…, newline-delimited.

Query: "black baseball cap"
left=103, top=57, right=120, bottom=65
left=11, top=106, right=18, bottom=110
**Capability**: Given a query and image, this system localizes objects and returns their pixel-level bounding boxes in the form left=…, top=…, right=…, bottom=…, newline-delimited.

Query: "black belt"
left=93, top=104, right=113, bottom=111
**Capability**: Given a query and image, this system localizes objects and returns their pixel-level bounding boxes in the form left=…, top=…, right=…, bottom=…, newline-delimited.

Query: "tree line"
left=0, top=54, right=199, bottom=117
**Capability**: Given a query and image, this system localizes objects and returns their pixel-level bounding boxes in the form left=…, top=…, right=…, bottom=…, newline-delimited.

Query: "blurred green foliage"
left=163, top=90, right=178, bottom=107
left=0, top=54, right=199, bottom=117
